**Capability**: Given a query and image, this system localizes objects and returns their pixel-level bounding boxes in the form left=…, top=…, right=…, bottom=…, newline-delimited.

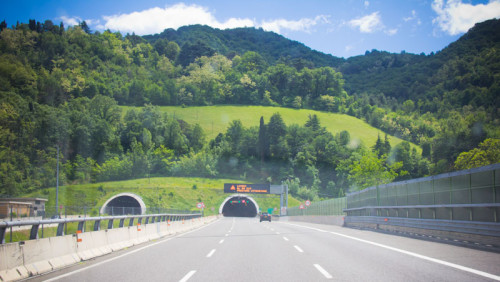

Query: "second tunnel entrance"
left=220, top=195, right=259, bottom=217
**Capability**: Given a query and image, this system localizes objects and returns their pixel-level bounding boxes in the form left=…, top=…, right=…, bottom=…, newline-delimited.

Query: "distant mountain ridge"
left=144, top=20, right=500, bottom=107
left=143, top=24, right=345, bottom=67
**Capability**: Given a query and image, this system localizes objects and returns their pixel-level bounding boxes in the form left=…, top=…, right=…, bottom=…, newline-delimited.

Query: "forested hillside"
left=0, top=18, right=498, bottom=200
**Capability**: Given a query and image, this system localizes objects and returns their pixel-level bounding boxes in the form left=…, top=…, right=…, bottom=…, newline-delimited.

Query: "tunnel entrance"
left=220, top=195, right=259, bottom=217
left=100, top=193, right=146, bottom=215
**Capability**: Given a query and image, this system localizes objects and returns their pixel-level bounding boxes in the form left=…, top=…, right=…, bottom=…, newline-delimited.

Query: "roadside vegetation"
left=1, top=19, right=499, bottom=202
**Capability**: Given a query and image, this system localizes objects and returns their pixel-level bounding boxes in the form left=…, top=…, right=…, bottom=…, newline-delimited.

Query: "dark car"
left=260, top=212, right=271, bottom=222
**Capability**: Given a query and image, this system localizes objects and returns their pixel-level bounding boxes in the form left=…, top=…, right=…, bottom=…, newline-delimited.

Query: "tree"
left=349, top=151, right=406, bottom=190
left=372, top=134, right=384, bottom=157
left=79, top=21, right=91, bottom=34
left=267, top=113, right=287, bottom=157
left=454, top=139, right=500, bottom=170
left=258, top=116, right=267, bottom=163
left=0, top=20, right=7, bottom=32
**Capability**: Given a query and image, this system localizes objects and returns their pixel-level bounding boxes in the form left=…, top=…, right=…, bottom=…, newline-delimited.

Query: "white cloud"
left=261, top=15, right=330, bottom=34
left=59, top=16, right=81, bottom=26
left=364, top=1, right=370, bottom=9
left=95, top=3, right=328, bottom=35
left=349, top=12, right=384, bottom=33
left=404, top=10, right=417, bottom=22
left=432, top=0, right=500, bottom=35
left=385, top=28, right=398, bottom=36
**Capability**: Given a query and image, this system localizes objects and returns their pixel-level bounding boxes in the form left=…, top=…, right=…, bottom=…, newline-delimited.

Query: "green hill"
left=122, top=105, right=419, bottom=150
left=28, top=177, right=301, bottom=216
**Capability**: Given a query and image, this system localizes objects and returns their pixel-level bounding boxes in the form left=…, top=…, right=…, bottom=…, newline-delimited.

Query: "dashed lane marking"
left=179, top=270, right=196, bottom=282
left=314, top=264, right=332, bottom=279
left=206, top=249, right=216, bottom=258
left=281, top=222, right=500, bottom=281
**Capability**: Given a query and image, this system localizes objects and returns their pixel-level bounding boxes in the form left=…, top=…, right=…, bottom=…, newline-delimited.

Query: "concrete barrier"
left=0, top=243, right=28, bottom=282
left=158, top=220, right=172, bottom=237
left=107, top=228, right=133, bottom=252
left=76, top=230, right=111, bottom=261
left=47, top=236, right=80, bottom=270
left=145, top=223, right=160, bottom=241
left=0, top=216, right=217, bottom=281
left=22, top=237, right=54, bottom=276
left=132, top=223, right=149, bottom=245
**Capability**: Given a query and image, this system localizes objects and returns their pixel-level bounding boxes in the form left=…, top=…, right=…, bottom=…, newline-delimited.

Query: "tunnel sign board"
left=224, top=183, right=270, bottom=194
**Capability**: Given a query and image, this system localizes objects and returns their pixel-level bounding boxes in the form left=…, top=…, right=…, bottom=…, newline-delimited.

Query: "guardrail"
left=344, top=216, right=500, bottom=238
left=343, top=203, right=500, bottom=220
left=346, top=163, right=500, bottom=222
left=0, top=212, right=202, bottom=244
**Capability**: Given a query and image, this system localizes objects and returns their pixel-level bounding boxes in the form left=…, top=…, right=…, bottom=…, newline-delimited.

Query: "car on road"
left=260, top=212, right=271, bottom=222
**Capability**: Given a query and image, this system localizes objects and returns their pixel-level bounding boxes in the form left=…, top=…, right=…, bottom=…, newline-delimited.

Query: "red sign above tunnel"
left=224, top=183, right=270, bottom=194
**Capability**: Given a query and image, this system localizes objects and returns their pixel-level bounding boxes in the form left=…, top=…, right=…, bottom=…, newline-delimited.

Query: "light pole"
left=56, top=145, right=59, bottom=216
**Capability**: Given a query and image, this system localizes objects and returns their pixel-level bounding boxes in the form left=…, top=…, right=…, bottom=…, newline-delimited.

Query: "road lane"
left=274, top=221, right=500, bottom=281
left=29, top=217, right=500, bottom=282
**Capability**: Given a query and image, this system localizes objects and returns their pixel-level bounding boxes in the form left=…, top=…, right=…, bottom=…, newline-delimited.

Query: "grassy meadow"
left=123, top=105, right=420, bottom=150
left=27, top=177, right=302, bottom=217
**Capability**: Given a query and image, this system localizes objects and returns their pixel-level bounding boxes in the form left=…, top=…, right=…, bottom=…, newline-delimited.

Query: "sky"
left=2, top=0, right=500, bottom=58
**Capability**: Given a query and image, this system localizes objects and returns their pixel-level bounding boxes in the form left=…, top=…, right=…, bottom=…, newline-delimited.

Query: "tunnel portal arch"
left=100, top=193, right=146, bottom=215
left=219, top=194, right=260, bottom=217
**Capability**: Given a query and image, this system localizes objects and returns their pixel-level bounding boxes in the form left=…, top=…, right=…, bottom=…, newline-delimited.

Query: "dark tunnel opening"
left=222, top=196, right=257, bottom=217
left=104, top=196, right=142, bottom=215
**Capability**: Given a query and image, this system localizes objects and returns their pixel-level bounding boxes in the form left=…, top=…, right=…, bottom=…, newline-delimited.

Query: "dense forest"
left=0, top=18, right=499, bottom=200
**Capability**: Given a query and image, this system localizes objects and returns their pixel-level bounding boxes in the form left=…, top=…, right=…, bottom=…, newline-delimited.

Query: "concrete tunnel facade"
left=219, top=194, right=260, bottom=217
left=100, top=193, right=146, bottom=215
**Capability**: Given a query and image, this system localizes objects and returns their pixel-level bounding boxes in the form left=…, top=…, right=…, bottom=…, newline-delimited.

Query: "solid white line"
left=219, top=239, right=224, bottom=244
left=281, top=222, right=500, bottom=281
left=294, top=245, right=304, bottom=253
left=314, top=264, right=333, bottom=279
left=283, top=237, right=289, bottom=241
left=179, top=270, right=196, bottom=282
left=43, top=220, right=217, bottom=282
left=206, top=249, right=216, bottom=258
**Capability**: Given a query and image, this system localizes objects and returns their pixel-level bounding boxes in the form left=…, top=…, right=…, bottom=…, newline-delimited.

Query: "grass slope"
left=28, top=177, right=301, bottom=216
left=123, top=105, right=419, bottom=150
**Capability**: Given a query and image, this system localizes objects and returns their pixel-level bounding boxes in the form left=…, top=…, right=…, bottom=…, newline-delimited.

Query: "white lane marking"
left=225, top=233, right=229, bottom=237
left=179, top=270, right=196, bottom=282
left=276, top=232, right=280, bottom=235
left=283, top=237, right=289, bottom=241
left=43, top=220, right=217, bottom=282
left=314, top=264, right=333, bottom=279
left=206, top=249, right=216, bottom=258
left=219, top=239, right=225, bottom=244
left=281, top=222, right=500, bottom=281
left=294, top=245, right=304, bottom=253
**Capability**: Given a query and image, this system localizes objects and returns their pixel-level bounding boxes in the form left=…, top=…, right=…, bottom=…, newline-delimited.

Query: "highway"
left=31, top=217, right=500, bottom=282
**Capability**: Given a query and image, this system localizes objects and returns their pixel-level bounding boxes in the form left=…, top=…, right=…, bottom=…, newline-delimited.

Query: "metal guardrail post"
left=77, top=221, right=85, bottom=232
left=56, top=223, right=64, bottom=236
left=94, top=220, right=101, bottom=231
left=0, top=226, right=6, bottom=244
left=29, top=224, right=39, bottom=240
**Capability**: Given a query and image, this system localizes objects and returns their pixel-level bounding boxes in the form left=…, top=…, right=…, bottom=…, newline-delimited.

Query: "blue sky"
left=2, top=0, right=500, bottom=58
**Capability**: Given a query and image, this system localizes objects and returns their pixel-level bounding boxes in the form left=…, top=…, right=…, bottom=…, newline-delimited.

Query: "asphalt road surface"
left=30, top=217, right=500, bottom=282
